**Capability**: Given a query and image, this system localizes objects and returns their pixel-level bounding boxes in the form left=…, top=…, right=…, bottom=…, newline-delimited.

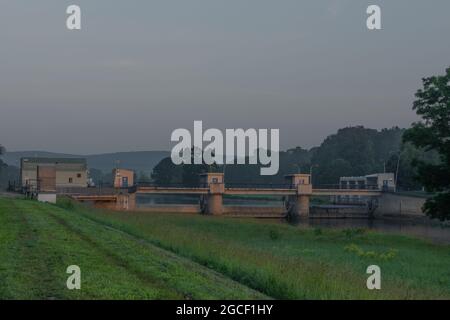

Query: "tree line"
left=1, top=67, right=449, bottom=220
left=150, top=126, right=438, bottom=190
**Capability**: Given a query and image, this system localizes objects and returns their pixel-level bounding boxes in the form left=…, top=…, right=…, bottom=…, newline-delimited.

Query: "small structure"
left=21, top=158, right=88, bottom=192
left=200, top=172, right=224, bottom=186
left=113, top=168, right=134, bottom=188
left=199, top=173, right=224, bottom=215
left=285, top=174, right=312, bottom=218
left=340, top=173, right=395, bottom=191
left=337, top=173, right=395, bottom=204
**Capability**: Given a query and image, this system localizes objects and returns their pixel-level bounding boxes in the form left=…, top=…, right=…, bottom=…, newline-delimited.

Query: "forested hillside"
left=151, top=126, right=436, bottom=190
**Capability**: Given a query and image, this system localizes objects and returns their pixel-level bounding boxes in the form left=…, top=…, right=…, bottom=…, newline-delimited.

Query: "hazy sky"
left=0, top=0, right=449, bottom=154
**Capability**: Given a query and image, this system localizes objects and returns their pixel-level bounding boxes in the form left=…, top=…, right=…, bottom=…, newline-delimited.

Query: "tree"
left=311, top=126, right=404, bottom=185
left=138, top=171, right=151, bottom=184
left=0, top=144, right=5, bottom=176
left=151, top=157, right=182, bottom=186
left=403, top=67, right=450, bottom=221
left=181, top=147, right=219, bottom=187
left=385, top=142, right=439, bottom=191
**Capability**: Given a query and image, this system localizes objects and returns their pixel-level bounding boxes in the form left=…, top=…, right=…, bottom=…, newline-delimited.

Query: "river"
left=136, top=194, right=450, bottom=245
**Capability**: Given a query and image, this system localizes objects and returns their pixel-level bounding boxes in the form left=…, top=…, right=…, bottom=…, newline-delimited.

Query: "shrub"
left=269, top=229, right=281, bottom=241
left=313, top=228, right=323, bottom=236
left=55, top=198, right=75, bottom=210
left=342, top=228, right=366, bottom=240
left=344, top=244, right=398, bottom=261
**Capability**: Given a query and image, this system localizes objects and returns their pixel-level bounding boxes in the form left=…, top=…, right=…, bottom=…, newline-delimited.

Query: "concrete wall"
left=377, top=193, right=427, bottom=217
left=37, top=193, right=57, bottom=204
left=310, top=206, right=369, bottom=218
left=134, top=205, right=200, bottom=214
left=37, top=166, right=56, bottom=192
left=21, top=169, right=37, bottom=187
left=56, top=170, right=87, bottom=188
left=22, top=167, right=87, bottom=188
left=223, top=206, right=285, bottom=217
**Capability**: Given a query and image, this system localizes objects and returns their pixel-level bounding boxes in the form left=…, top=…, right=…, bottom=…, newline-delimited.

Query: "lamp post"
left=395, top=152, right=402, bottom=193
left=389, top=150, right=404, bottom=193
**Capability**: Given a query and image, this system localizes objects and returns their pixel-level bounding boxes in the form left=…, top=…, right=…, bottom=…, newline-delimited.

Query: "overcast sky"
left=0, top=0, right=449, bottom=154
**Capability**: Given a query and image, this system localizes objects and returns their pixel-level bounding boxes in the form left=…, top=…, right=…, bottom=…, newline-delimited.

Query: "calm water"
left=136, top=195, right=450, bottom=245
left=137, top=194, right=284, bottom=207
left=137, top=194, right=200, bottom=205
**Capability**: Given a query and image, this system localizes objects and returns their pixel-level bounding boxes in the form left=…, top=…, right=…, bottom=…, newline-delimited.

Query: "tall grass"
left=64, top=199, right=450, bottom=300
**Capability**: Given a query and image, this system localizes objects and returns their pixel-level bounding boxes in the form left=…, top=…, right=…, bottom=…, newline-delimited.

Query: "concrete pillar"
left=207, top=193, right=223, bottom=215
left=298, top=195, right=310, bottom=217
left=128, top=193, right=136, bottom=211
left=200, top=173, right=224, bottom=215
left=285, top=174, right=312, bottom=218
left=115, top=193, right=136, bottom=211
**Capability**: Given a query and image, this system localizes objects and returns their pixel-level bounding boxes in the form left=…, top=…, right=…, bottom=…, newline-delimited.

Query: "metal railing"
left=225, top=183, right=294, bottom=189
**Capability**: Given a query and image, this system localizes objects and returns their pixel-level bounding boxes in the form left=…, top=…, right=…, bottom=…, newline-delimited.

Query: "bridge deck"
left=312, top=189, right=382, bottom=196
left=136, top=187, right=209, bottom=195
left=66, top=187, right=382, bottom=202
left=225, top=188, right=294, bottom=195
left=71, top=195, right=118, bottom=201
left=136, top=187, right=382, bottom=196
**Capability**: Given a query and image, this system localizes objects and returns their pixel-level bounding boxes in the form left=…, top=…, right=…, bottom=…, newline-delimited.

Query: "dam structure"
left=67, top=173, right=385, bottom=219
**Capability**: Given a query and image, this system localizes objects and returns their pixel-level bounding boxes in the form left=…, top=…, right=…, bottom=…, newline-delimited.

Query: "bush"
left=55, top=198, right=75, bottom=210
left=344, top=244, right=398, bottom=261
left=313, top=228, right=323, bottom=236
left=342, top=228, right=366, bottom=240
left=269, top=229, right=281, bottom=241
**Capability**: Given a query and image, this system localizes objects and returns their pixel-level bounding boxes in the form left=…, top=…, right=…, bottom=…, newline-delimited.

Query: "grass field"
left=0, top=196, right=449, bottom=299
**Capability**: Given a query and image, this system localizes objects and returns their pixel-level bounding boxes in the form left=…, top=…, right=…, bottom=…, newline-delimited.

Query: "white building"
left=336, top=173, right=395, bottom=204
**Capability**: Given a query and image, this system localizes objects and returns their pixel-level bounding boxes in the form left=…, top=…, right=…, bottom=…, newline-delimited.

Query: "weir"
left=70, top=173, right=383, bottom=219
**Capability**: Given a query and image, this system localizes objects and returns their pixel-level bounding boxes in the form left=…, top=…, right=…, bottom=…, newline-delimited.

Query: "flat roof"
left=21, top=157, right=87, bottom=172
left=21, top=157, right=86, bottom=164
left=340, top=173, right=394, bottom=180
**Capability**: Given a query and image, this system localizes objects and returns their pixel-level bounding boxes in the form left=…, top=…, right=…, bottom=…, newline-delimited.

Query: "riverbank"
left=0, top=197, right=266, bottom=299
left=1, top=196, right=449, bottom=299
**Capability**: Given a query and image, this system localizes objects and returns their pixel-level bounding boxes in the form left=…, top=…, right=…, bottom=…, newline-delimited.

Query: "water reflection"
left=137, top=194, right=284, bottom=207
left=137, top=194, right=200, bottom=205
left=136, top=195, right=450, bottom=245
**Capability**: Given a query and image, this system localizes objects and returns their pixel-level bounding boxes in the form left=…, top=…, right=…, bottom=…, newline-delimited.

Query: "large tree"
left=403, top=67, right=450, bottom=221
left=0, top=145, right=5, bottom=175
left=311, top=126, right=404, bottom=186
left=151, top=157, right=183, bottom=186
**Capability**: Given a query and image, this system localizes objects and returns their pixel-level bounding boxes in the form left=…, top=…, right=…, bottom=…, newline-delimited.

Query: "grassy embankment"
left=0, top=197, right=266, bottom=299
left=1, top=196, right=449, bottom=299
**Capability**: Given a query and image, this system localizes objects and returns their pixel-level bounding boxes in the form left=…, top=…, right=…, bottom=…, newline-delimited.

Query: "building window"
left=77, top=173, right=81, bottom=178
left=69, top=178, right=73, bottom=183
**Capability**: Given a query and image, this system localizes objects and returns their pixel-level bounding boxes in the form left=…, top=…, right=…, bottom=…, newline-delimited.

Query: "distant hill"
left=1, top=150, right=169, bottom=174
left=86, top=151, right=169, bottom=174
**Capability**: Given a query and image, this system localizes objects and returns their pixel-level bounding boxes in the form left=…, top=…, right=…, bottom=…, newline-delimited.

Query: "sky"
left=0, top=0, right=449, bottom=154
